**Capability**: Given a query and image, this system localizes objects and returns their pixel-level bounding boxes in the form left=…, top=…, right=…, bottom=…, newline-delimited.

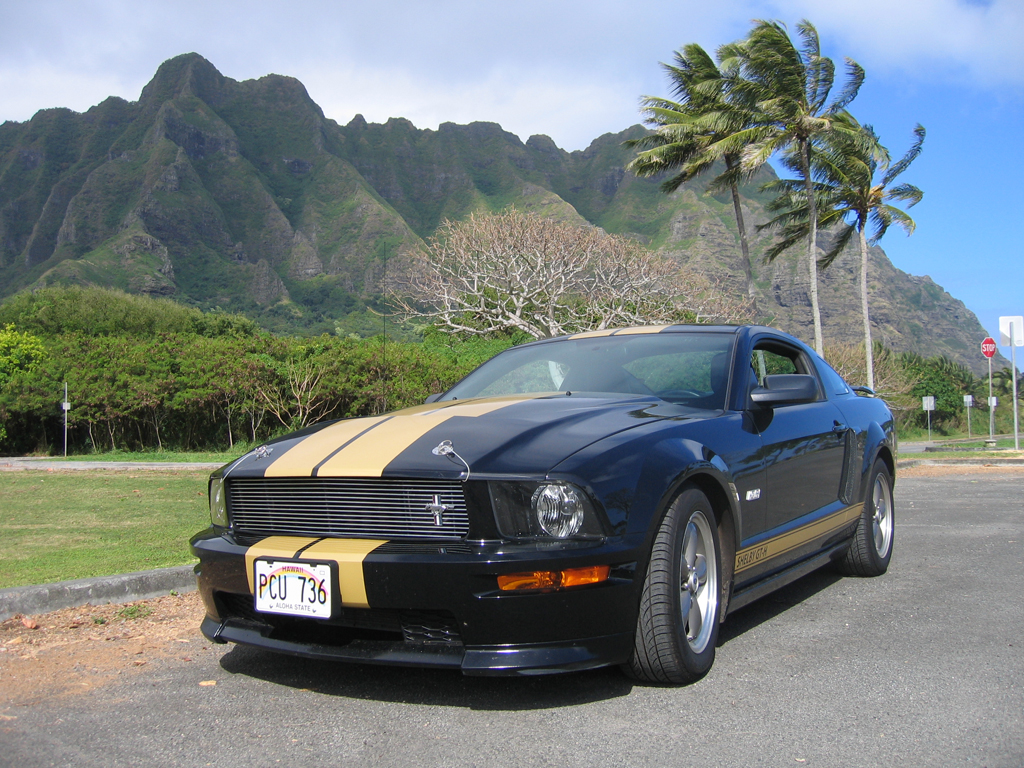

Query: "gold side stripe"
left=314, top=395, right=543, bottom=478
left=301, top=538, right=388, bottom=608
left=734, top=503, right=864, bottom=574
left=243, top=536, right=387, bottom=609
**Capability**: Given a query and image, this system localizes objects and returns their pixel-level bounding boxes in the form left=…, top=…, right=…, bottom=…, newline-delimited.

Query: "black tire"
left=627, top=487, right=721, bottom=684
left=838, top=459, right=894, bottom=577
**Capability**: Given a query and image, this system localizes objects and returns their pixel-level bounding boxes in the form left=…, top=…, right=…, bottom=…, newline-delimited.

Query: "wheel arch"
left=682, top=471, right=737, bottom=621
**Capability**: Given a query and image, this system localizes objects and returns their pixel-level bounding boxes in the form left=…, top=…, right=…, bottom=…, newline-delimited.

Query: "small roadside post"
left=964, top=394, right=973, bottom=438
left=62, top=381, right=70, bottom=457
left=922, top=395, right=935, bottom=442
left=999, top=317, right=1022, bottom=451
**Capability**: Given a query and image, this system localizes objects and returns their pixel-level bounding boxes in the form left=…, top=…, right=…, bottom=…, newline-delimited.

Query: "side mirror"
left=424, top=393, right=443, bottom=404
left=750, top=374, right=819, bottom=407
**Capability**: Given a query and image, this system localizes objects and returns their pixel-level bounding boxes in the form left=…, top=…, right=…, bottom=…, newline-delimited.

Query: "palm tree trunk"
left=800, top=139, right=823, bottom=354
left=725, top=157, right=756, bottom=303
left=859, top=225, right=874, bottom=390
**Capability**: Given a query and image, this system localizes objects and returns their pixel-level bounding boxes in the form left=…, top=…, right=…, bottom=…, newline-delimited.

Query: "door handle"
left=832, top=421, right=847, bottom=433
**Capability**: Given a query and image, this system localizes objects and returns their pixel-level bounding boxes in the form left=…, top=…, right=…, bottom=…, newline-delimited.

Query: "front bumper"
left=191, top=528, right=642, bottom=676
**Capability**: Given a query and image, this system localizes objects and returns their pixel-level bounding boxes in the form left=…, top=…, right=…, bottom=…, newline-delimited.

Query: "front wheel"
left=838, top=459, right=894, bottom=576
left=628, top=487, right=721, bottom=684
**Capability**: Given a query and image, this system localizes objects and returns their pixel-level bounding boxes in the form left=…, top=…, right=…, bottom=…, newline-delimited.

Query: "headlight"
left=532, top=484, right=584, bottom=537
left=489, top=481, right=604, bottom=539
left=209, top=476, right=228, bottom=527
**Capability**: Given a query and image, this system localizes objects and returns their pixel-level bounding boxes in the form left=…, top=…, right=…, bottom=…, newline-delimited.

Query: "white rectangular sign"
left=964, top=395, right=974, bottom=407
left=999, top=316, right=1024, bottom=346
left=922, top=396, right=936, bottom=411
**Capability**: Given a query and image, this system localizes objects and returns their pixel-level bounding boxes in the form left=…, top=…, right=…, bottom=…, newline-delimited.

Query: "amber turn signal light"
left=497, top=565, right=611, bottom=591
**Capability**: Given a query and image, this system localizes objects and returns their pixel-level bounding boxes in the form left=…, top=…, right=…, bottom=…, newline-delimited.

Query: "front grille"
left=227, top=477, right=470, bottom=540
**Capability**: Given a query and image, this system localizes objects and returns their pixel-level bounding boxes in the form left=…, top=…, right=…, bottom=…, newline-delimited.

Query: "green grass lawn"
left=0, top=470, right=210, bottom=589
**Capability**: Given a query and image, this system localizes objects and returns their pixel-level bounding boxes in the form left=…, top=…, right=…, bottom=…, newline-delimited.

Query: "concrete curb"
left=0, top=458, right=222, bottom=471
left=897, top=458, right=1024, bottom=469
left=0, top=565, right=197, bottom=622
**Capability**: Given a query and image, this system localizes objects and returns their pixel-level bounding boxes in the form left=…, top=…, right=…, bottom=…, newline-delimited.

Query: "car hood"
left=224, top=394, right=712, bottom=479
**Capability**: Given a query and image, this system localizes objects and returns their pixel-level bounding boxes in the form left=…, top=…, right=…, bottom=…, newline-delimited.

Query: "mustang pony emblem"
left=426, top=494, right=449, bottom=526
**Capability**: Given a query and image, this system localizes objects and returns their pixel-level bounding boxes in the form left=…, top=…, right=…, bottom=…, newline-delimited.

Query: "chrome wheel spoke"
left=694, top=553, right=707, bottom=585
left=683, top=522, right=698, bottom=565
left=680, top=589, right=693, bottom=633
left=687, top=595, right=703, bottom=641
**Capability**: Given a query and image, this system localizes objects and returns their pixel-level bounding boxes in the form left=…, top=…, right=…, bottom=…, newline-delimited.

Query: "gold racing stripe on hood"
left=300, top=538, right=388, bottom=608
left=262, top=414, right=394, bottom=477
left=314, top=395, right=543, bottom=478
left=260, top=401, right=465, bottom=477
left=244, top=536, right=320, bottom=592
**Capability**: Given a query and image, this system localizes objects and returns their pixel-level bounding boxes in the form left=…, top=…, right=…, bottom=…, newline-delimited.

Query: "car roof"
left=517, top=324, right=803, bottom=349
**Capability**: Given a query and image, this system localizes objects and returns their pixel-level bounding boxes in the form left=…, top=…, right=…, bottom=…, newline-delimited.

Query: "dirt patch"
left=899, top=464, right=1024, bottom=478
left=0, top=591, right=211, bottom=708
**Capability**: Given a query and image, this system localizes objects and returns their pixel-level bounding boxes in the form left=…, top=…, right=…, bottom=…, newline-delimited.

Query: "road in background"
left=2, top=469, right=1022, bottom=767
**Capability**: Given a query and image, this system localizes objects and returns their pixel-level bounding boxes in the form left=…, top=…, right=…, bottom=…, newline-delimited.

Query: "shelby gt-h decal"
left=192, top=325, right=896, bottom=683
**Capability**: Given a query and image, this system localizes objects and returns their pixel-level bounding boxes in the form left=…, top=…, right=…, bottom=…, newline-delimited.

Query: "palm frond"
left=881, top=124, right=925, bottom=186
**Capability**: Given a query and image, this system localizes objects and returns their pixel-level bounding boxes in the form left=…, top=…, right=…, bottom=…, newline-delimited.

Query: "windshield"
left=442, top=331, right=736, bottom=409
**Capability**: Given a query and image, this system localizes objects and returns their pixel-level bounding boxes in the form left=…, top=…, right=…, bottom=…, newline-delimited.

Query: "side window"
left=750, top=348, right=797, bottom=386
left=750, top=341, right=822, bottom=401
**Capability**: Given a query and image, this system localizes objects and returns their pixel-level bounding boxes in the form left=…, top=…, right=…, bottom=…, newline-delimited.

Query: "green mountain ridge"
left=0, top=53, right=996, bottom=373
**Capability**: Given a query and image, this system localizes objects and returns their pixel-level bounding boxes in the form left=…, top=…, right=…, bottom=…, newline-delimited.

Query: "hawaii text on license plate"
left=254, top=559, right=334, bottom=619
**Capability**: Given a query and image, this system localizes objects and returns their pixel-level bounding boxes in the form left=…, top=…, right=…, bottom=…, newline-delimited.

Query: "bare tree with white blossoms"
left=389, top=208, right=750, bottom=339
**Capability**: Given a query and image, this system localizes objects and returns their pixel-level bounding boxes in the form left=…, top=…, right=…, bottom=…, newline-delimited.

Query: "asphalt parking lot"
left=3, top=467, right=1022, bottom=768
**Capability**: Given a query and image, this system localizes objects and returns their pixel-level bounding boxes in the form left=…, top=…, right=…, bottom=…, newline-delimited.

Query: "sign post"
left=964, top=394, right=973, bottom=438
left=999, top=317, right=1022, bottom=451
left=922, top=395, right=935, bottom=442
left=62, top=381, right=70, bottom=458
left=982, top=337, right=997, bottom=445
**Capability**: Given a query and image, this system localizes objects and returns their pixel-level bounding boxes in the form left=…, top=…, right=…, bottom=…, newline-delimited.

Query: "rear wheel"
left=628, top=488, right=721, bottom=684
left=838, top=459, right=894, bottom=576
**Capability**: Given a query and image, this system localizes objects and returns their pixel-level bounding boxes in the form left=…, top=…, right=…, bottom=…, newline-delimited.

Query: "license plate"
left=254, top=559, right=334, bottom=619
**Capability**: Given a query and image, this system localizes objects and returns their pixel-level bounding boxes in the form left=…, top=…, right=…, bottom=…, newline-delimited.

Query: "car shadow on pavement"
left=218, top=644, right=635, bottom=710
left=718, top=567, right=843, bottom=645
left=216, top=567, right=844, bottom=706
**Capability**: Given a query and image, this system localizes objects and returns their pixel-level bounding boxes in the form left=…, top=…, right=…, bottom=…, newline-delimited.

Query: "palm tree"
left=761, top=121, right=924, bottom=388
left=721, top=20, right=867, bottom=354
left=626, top=43, right=759, bottom=301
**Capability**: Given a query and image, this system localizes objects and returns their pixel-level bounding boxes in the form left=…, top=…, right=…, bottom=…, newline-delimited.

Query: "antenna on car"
left=432, top=440, right=471, bottom=481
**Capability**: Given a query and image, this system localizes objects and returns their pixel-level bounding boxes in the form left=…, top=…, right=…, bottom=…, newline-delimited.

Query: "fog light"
left=497, top=565, right=611, bottom=591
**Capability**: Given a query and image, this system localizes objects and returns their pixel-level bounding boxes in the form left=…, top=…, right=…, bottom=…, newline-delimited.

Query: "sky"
left=1, top=0, right=1021, bottom=354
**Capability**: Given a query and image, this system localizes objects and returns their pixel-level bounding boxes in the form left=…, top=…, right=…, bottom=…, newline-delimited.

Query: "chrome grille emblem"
left=426, top=494, right=449, bottom=526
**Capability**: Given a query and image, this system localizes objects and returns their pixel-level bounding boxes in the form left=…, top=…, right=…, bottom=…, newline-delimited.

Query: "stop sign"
left=982, top=337, right=997, bottom=358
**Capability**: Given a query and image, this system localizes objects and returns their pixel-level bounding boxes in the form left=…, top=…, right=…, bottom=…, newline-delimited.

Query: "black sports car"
left=191, top=324, right=896, bottom=683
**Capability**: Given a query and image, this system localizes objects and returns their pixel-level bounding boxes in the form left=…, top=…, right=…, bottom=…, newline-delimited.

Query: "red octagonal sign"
left=981, top=337, right=997, bottom=358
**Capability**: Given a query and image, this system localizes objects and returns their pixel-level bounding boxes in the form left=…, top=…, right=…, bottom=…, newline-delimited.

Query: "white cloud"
left=767, top=0, right=1024, bottom=87
left=0, top=64, right=142, bottom=120
left=301, top=65, right=644, bottom=151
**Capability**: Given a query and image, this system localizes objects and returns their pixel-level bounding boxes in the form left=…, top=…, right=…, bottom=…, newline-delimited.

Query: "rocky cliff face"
left=0, top=54, right=994, bottom=372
